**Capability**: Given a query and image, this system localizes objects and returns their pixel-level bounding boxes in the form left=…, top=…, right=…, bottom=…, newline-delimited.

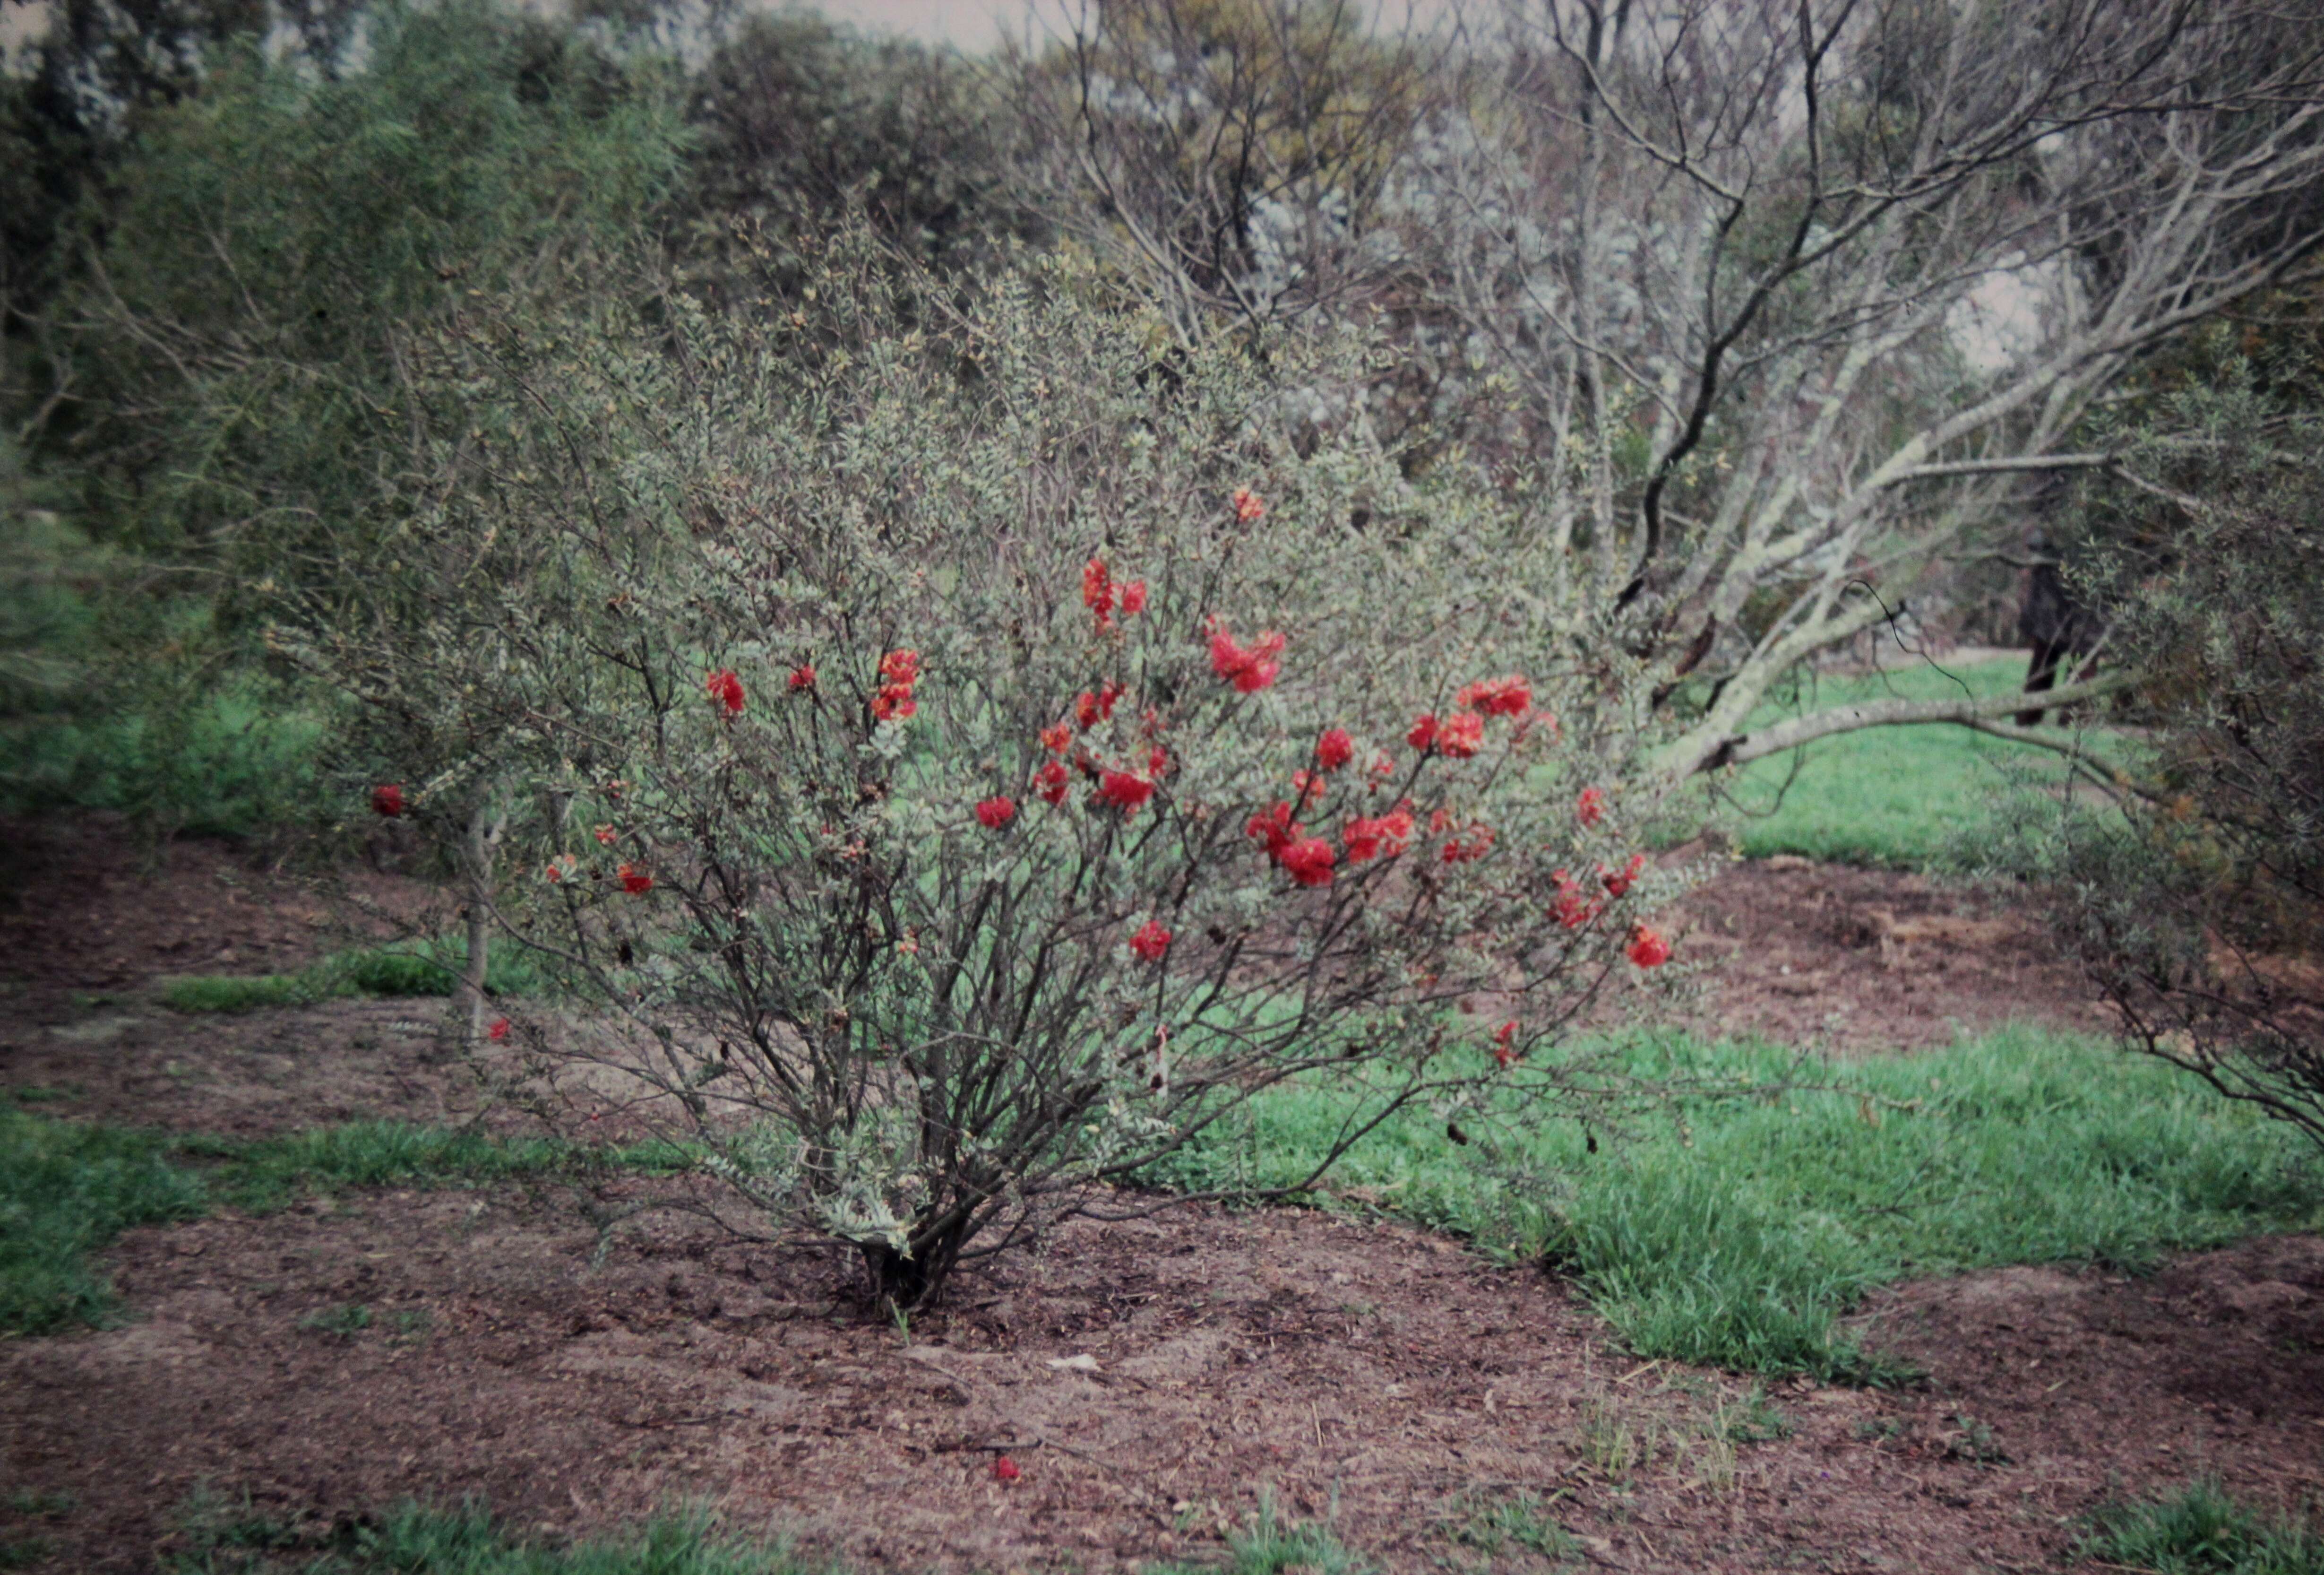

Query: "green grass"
left=1150, top=1497, right=1370, bottom=1575
left=1151, top=1025, right=2324, bottom=1382
left=2079, top=1481, right=2324, bottom=1575
left=170, top=1502, right=827, bottom=1574
left=0, top=678, right=331, bottom=839
left=1715, top=654, right=2097, bottom=867
left=163, top=940, right=549, bottom=1014
left=0, top=1111, right=693, bottom=1335
left=0, top=1105, right=209, bottom=1335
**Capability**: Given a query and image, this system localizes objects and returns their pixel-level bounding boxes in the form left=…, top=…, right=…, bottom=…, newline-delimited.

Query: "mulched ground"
left=1, top=816, right=2317, bottom=1574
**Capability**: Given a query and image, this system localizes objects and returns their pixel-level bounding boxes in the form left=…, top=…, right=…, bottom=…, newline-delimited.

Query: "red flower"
left=1119, top=580, right=1148, bottom=616
left=1097, top=680, right=1125, bottom=720
left=1377, top=804, right=1415, bottom=854
left=1493, top=1021, right=1517, bottom=1069
left=872, top=685, right=918, bottom=722
left=370, top=783, right=405, bottom=818
left=879, top=649, right=921, bottom=687
left=1343, top=815, right=1385, bottom=864
left=1075, top=691, right=1102, bottom=730
left=1098, top=770, right=1154, bottom=815
left=1550, top=867, right=1599, bottom=929
left=1129, top=919, right=1171, bottom=962
left=1406, top=713, right=1438, bottom=753
left=1207, top=625, right=1283, bottom=694
left=788, top=664, right=816, bottom=692
left=975, top=796, right=1017, bottom=829
left=706, top=667, right=746, bottom=716
left=1040, top=722, right=1073, bottom=754
left=1143, top=746, right=1169, bottom=778
left=1441, top=823, right=1495, bottom=864
left=1437, top=710, right=1485, bottom=760
left=1316, top=727, right=1354, bottom=771
left=1577, top=786, right=1606, bottom=827
left=1455, top=675, right=1532, bottom=718
left=1247, top=801, right=1302, bottom=858
left=1231, top=485, right=1265, bottom=524
left=1627, top=925, right=1672, bottom=969
left=487, top=1017, right=510, bottom=1042
left=1083, top=556, right=1114, bottom=617
left=1369, top=751, right=1396, bottom=781
left=1601, top=853, right=1646, bottom=897
left=1033, top=759, right=1070, bottom=805
left=1291, top=769, right=1323, bottom=809
left=1279, top=836, right=1336, bottom=887
left=991, top=1455, right=1022, bottom=1483
left=618, top=862, right=653, bottom=895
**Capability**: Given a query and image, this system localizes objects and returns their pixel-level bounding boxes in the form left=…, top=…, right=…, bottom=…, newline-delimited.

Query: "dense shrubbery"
left=1991, top=334, right=2324, bottom=1150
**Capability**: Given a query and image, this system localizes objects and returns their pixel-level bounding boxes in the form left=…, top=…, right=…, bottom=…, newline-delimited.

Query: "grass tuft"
left=169, top=1500, right=826, bottom=1574
left=163, top=940, right=548, bottom=1015
left=0, top=1106, right=207, bottom=1335
left=1153, top=1026, right=2324, bottom=1381
left=2079, top=1481, right=2324, bottom=1575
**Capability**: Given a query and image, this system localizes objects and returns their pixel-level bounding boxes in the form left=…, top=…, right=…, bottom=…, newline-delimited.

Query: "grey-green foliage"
left=2026, top=332, right=2324, bottom=1149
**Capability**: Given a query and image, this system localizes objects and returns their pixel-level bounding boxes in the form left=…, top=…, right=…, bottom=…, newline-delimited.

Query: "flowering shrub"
left=318, top=235, right=1696, bottom=1310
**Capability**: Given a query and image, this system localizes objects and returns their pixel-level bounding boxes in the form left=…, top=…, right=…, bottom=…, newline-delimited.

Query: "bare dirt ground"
left=1675, top=855, right=2118, bottom=1054
left=1, top=816, right=2318, bottom=1574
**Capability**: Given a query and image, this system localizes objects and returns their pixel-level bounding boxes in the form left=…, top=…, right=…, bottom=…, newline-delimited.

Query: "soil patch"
left=3, top=1191, right=2319, bottom=1573
left=1677, top=857, right=2116, bottom=1053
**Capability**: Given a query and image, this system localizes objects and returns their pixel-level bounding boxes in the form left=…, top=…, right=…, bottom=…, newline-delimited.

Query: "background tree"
left=1996, top=308, right=2324, bottom=1149
left=1015, top=0, right=2324, bottom=795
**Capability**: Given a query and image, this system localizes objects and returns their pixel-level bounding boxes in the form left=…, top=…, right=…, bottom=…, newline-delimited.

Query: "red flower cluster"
left=488, top=1017, right=511, bottom=1042
left=1073, top=681, right=1125, bottom=732
left=706, top=667, right=746, bottom=717
left=1550, top=867, right=1603, bottom=930
left=1439, top=822, right=1494, bottom=864
left=991, top=1455, right=1021, bottom=1483
left=1493, top=1021, right=1518, bottom=1069
left=1248, top=801, right=1340, bottom=881
left=1601, top=852, right=1646, bottom=897
left=1098, top=770, right=1154, bottom=815
left=1247, top=801, right=1301, bottom=859
left=1082, top=557, right=1148, bottom=632
left=788, top=663, right=816, bottom=692
left=1408, top=710, right=1483, bottom=758
left=975, top=796, right=1016, bottom=829
left=1455, top=674, right=1532, bottom=718
left=1033, top=759, right=1070, bottom=805
left=1278, top=836, right=1336, bottom=887
left=1231, top=485, right=1265, bottom=525
left=370, top=783, right=405, bottom=818
left=1040, top=722, right=1072, bottom=754
left=873, top=649, right=921, bottom=722
left=1627, top=925, right=1672, bottom=969
left=592, top=823, right=618, bottom=846
left=1437, top=711, right=1484, bottom=759
left=1315, top=727, right=1354, bottom=771
left=618, top=862, right=654, bottom=895
left=1129, top=919, right=1172, bottom=962
left=1576, top=786, right=1606, bottom=827
left=1342, top=804, right=1414, bottom=864
left=1208, top=624, right=1285, bottom=694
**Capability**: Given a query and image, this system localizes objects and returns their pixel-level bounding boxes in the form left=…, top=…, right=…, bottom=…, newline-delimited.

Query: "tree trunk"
left=445, top=797, right=506, bottom=1058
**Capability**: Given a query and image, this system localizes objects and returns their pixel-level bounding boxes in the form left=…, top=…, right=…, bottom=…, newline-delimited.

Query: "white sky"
left=794, top=0, right=1062, bottom=52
